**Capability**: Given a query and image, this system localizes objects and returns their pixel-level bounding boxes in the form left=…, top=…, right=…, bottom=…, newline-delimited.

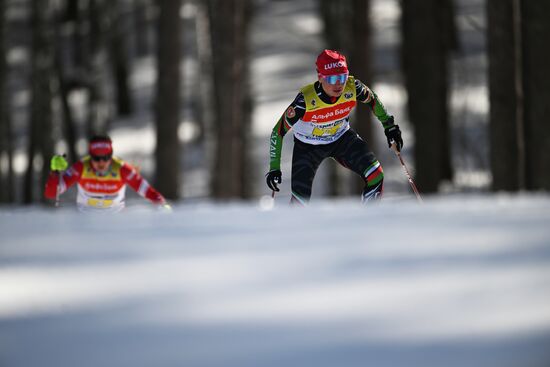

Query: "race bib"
left=312, top=119, right=345, bottom=137
left=87, top=198, right=114, bottom=208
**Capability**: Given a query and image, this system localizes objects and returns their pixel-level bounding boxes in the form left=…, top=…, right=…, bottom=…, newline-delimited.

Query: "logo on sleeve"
left=285, top=106, right=296, bottom=118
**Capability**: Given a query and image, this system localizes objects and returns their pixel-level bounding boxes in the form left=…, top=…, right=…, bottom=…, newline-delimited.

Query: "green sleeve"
left=269, top=116, right=288, bottom=171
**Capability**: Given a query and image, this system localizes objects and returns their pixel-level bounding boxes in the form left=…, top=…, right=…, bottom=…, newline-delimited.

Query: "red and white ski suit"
left=44, top=156, right=165, bottom=212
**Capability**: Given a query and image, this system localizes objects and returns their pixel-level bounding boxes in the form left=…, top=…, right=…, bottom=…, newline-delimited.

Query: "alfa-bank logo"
left=324, top=61, right=346, bottom=71
left=311, top=106, right=352, bottom=120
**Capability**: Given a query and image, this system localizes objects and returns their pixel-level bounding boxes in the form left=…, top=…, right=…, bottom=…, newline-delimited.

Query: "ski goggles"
left=321, top=73, right=348, bottom=85
left=91, top=155, right=112, bottom=162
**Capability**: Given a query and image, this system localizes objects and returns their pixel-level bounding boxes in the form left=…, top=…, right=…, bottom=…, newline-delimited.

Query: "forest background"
left=0, top=0, right=548, bottom=205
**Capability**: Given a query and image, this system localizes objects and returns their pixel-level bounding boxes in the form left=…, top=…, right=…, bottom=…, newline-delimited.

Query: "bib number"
left=87, top=198, right=113, bottom=208
left=311, top=119, right=344, bottom=137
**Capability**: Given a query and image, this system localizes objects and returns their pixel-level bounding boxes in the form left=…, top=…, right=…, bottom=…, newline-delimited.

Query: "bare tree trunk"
left=521, top=1, right=550, bottom=190
left=349, top=0, right=373, bottom=194
left=63, top=0, right=84, bottom=68
left=87, top=0, right=111, bottom=136
left=195, top=0, right=214, bottom=144
left=0, top=0, right=14, bottom=202
left=24, top=0, right=55, bottom=204
left=438, top=0, right=457, bottom=182
left=0, top=0, right=6, bottom=200
left=134, top=0, right=151, bottom=57
left=487, top=0, right=523, bottom=191
left=401, top=0, right=453, bottom=193
left=319, top=0, right=351, bottom=51
left=73, top=0, right=89, bottom=70
left=54, top=10, right=78, bottom=163
left=239, top=3, right=253, bottom=199
left=208, top=0, right=252, bottom=200
left=155, top=0, right=181, bottom=200
left=0, top=0, right=12, bottom=203
left=4, top=114, right=14, bottom=203
left=109, top=0, right=133, bottom=117
left=2, top=0, right=14, bottom=203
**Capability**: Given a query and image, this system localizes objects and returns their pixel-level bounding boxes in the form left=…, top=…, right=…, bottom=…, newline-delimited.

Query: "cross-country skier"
left=266, top=49, right=403, bottom=205
left=44, top=135, right=169, bottom=212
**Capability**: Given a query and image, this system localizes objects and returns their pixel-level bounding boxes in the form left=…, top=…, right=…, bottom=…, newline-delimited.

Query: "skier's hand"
left=50, top=155, right=68, bottom=171
left=266, top=169, right=282, bottom=192
left=384, top=123, right=403, bottom=152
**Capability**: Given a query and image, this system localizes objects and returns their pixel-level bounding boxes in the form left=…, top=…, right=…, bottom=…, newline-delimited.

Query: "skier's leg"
left=291, top=139, right=326, bottom=205
left=361, top=161, right=384, bottom=202
left=333, top=130, right=384, bottom=202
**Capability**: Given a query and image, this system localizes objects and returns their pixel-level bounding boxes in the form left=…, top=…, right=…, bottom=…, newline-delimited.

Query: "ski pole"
left=390, top=143, right=423, bottom=203
left=55, top=154, right=66, bottom=208
left=55, top=171, right=62, bottom=207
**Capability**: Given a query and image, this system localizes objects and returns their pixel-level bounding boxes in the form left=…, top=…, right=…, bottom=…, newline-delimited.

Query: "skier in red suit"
left=45, top=135, right=168, bottom=212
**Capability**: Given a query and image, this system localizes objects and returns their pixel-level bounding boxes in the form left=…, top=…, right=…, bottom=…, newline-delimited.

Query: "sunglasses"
left=322, top=73, right=348, bottom=85
left=91, top=155, right=112, bottom=162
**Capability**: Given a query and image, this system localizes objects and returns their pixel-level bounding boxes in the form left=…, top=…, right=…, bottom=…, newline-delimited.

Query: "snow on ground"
left=1, top=195, right=550, bottom=367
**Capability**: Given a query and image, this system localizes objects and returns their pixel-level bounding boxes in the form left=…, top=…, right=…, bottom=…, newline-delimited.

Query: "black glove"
left=384, top=123, right=403, bottom=151
left=266, top=169, right=282, bottom=192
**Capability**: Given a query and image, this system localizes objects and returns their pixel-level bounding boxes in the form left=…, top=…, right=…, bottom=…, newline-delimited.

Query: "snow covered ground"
left=1, top=195, right=550, bottom=367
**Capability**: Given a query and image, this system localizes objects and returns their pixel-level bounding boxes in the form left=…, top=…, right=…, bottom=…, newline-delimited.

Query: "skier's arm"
left=355, top=79, right=403, bottom=150
left=355, top=79, right=395, bottom=128
left=269, top=93, right=305, bottom=171
left=269, top=115, right=288, bottom=171
left=121, top=163, right=166, bottom=204
left=44, top=161, right=83, bottom=199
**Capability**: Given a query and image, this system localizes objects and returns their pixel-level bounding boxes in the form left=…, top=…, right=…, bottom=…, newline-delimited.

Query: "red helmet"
left=89, top=135, right=113, bottom=156
left=316, top=49, right=349, bottom=76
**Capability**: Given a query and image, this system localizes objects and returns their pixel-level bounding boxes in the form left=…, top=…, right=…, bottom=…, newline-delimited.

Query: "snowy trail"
left=1, top=195, right=550, bottom=367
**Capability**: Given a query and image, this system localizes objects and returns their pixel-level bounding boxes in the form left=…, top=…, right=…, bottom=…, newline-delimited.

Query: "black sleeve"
left=355, top=78, right=373, bottom=103
left=283, top=92, right=306, bottom=127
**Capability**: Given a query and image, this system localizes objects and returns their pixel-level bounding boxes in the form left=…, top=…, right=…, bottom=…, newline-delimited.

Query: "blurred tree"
left=133, top=0, right=152, bottom=57
left=63, top=0, right=86, bottom=69
left=487, top=0, right=524, bottom=191
left=24, top=0, right=56, bottom=204
left=349, top=0, right=374, bottom=194
left=155, top=0, right=181, bottom=200
left=488, top=0, right=550, bottom=191
left=522, top=1, right=550, bottom=190
left=319, top=0, right=351, bottom=51
left=86, top=0, right=111, bottom=136
left=349, top=0, right=373, bottom=138
left=55, top=6, right=78, bottom=163
left=401, top=0, right=456, bottom=193
left=207, top=0, right=252, bottom=199
left=0, top=0, right=14, bottom=203
left=194, top=0, right=214, bottom=143
left=109, top=0, right=133, bottom=116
